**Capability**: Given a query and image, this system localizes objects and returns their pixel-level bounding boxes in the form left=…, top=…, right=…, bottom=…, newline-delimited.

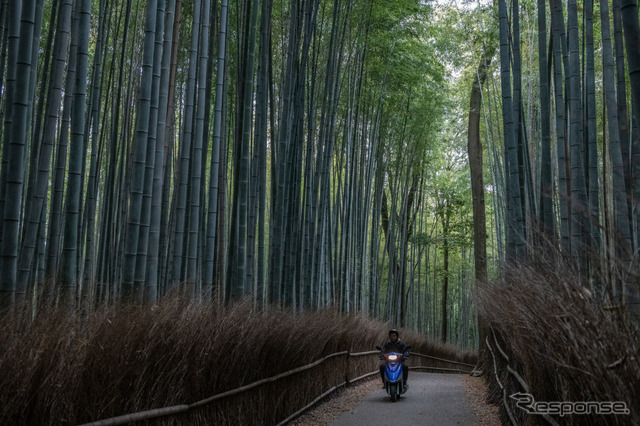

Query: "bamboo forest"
left=1, top=0, right=640, bottom=424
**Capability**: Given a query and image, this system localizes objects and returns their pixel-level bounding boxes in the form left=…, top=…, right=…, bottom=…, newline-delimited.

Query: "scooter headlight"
left=387, top=354, right=398, bottom=361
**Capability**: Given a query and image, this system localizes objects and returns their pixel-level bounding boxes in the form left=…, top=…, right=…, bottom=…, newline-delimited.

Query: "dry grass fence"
left=0, top=296, right=474, bottom=425
left=477, top=259, right=640, bottom=426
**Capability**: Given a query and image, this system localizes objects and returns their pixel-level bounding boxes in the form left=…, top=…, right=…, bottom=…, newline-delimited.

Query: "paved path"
left=329, top=373, right=478, bottom=426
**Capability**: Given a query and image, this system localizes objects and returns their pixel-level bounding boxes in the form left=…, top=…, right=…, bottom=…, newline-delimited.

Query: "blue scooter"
left=376, top=345, right=411, bottom=402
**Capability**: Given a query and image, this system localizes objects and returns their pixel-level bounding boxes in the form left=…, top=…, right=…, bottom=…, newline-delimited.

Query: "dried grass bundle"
left=478, top=258, right=640, bottom=425
left=0, top=296, right=471, bottom=425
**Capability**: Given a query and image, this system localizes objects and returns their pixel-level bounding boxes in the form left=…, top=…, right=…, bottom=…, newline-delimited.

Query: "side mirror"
left=375, top=345, right=382, bottom=351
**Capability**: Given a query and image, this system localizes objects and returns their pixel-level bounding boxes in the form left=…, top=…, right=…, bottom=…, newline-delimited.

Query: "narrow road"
left=329, top=373, right=478, bottom=425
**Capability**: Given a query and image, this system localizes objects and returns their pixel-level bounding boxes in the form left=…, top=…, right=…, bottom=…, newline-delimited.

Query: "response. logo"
left=510, top=393, right=630, bottom=417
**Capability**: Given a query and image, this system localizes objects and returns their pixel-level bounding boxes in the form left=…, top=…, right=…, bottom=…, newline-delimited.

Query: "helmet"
left=389, top=329, right=399, bottom=337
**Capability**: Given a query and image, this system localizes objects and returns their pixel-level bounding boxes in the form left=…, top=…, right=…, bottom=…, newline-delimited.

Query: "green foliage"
left=410, top=232, right=433, bottom=246
left=362, top=0, right=446, bottom=139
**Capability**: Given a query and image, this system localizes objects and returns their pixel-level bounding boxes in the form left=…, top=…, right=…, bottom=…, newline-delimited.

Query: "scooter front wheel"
left=390, top=383, right=398, bottom=402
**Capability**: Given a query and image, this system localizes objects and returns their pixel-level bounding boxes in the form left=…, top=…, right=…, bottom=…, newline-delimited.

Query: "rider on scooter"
left=379, top=329, right=409, bottom=388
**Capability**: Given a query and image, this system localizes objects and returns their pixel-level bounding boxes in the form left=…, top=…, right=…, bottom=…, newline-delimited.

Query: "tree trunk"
left=567, top=0, right=588, bottom=274
left=147, top=0, right=177, bottom=302
left=585, top=0, right=600, bottom=260
left=16, top=0, right=72, bottom=299
left=228, top=0, right=259, bottom=299
left=605, top=0, right=636, bottom=316
left=122, top=0, right=157, bottom=302
left=620, top=0, right=640, bottom=120
left=58, top=0, right=92, bottom=306
left=467, top=43, right=495, bottom=355
left=171, top=0, right=201, bottom=286
left=134, top=0, right=166, bottom=296
left=186, top=0, right=211, bottom=288
left=0, top=0, right=22, bottom=259
left=0, top=0, right=36, bottom=306
left=204, top=0, right=229, bottom=289
left=441, top=198, right=450, bottom=344
left=550, top=0, right=571, bottom=254
left=498, top=0, right=525, bottom=260
left=537, top=0, right=554, bottom=241
left=612, top=0, right=633, bottom=247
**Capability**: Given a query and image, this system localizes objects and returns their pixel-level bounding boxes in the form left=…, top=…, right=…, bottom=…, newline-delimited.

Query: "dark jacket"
left=381, top=338, right=409, bottom=358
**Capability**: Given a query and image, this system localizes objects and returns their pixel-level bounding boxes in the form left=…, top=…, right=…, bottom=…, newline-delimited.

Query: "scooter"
left=376, top=345, right=411, bottom=402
